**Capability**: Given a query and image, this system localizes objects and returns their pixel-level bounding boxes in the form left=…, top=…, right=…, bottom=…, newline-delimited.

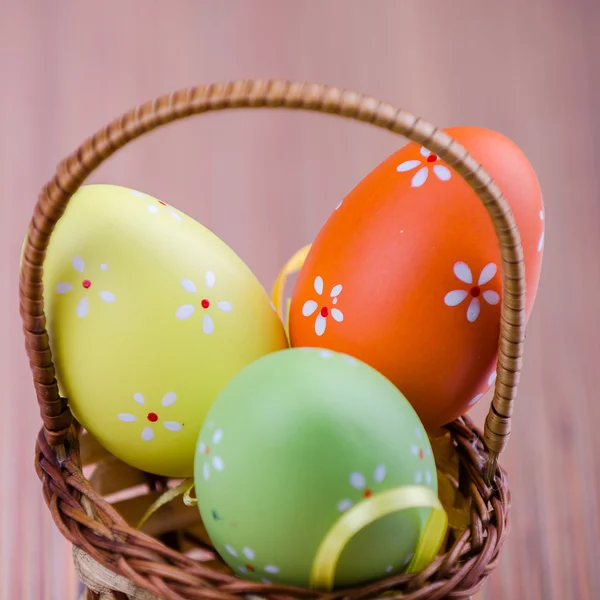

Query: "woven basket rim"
left=23, top=80, right=523, bottom=599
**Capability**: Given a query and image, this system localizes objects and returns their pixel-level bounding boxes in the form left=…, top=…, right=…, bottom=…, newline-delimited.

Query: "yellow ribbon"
left=270, top=244, right=312, bottom=337
left=136, top=478, right=195, bottom=530
left=183, top=483, right=198, bottom=506
left=309, top=485, right=447, bottom=591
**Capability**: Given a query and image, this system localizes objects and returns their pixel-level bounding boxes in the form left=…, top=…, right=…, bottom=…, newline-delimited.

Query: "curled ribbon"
left=136, top=478, right=195, bottom=530
left=309, top=485, right=447, bottom=591
left=270, top=244, right=312, bottom=337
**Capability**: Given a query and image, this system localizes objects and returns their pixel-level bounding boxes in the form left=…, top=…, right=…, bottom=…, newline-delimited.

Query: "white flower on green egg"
left=55, top=256, right=116, bottom=318
left=396, top=146, right=452, bottom=188
left=223, top=544, right=280, bottom=583
left=385, top=552, right=415, bottom=575
left=129, top=189, right=183, bottom=222
left=443, top=261, right=500, bottom=323
left=117, top=392, right=183, bottom=442
left=197, top=423, right=225, bottom=481
left=337, top=465, right=387, bottom=513
left=411, top=428, right=434, bottom=486
left=302, top=276, right=344, bottom=336
left=175, top=270, right=233, bottom=334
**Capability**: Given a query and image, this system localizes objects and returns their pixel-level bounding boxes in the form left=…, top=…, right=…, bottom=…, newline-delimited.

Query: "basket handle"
left=19, top=80, right=525, bottom=480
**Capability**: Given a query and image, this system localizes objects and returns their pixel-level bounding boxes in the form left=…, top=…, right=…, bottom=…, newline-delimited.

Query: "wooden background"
left=1, top=1, right=599, bottom=598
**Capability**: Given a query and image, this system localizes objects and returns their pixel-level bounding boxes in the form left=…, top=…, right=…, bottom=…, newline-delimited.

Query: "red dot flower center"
left=201, top=299, right=210, bottom=309
left=363, top=489, right=373, bottom=498
left=158, top=200, right=167, bottom=206
left=147, top=412, right=158, bottom=423
left=204, top=446, right=211, bottom=455
left=82, top=280, right=92, bottom=289
left=320, top=306, right=329, bottom=317
left=418, top=449, right=424, bottom=460
left=246, top=564, right=255, bottom=572
left=426, top=154, right=438, bottom=163
left=470, top=286, right=481, bottom=298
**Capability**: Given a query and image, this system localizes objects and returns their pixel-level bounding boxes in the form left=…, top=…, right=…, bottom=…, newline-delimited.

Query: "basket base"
left=37, top=415, right=509, bottom=600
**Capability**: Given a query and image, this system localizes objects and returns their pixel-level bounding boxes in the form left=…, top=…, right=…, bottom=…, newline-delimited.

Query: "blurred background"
left=1, top=1, right=599, bottom=598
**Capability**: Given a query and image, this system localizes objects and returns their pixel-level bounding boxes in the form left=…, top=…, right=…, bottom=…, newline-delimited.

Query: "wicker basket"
left=21, top=80, right=523, bottom=600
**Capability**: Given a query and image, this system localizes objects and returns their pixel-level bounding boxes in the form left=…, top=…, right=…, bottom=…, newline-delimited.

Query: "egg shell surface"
left=288, top=127, right=544, bottom=429
left=194, top=347, right=438, bottom=588
left=39, top=184, right=288, bottom=477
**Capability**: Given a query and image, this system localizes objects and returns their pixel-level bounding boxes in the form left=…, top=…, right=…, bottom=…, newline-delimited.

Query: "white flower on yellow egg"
left=55, top=256, right=116, bottom=318
left=337, top=465, right=387, bottom=513
left=117, top=392, right=183, bottom=442
left=223, top=544, right=280, bottom=583
left=302, top=276, right=344, bottom=336
left=396, top=146, right=452, bottom=188
left=175, top=270, right=233, bottom=334
left=197, top=423, right=225, bottom=480
left=410, top=428, right=434, bottom=486
left=129, top=189, right=183, bottom=222
left=443, top=261, right=500, bottom=323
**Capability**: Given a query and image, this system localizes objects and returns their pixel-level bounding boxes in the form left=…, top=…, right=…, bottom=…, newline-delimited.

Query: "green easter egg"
left=194, top=348, right=443, bottom=589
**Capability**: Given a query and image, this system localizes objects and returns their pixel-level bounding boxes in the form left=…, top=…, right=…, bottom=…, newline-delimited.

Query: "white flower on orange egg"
left=468, top=393, right=485, bottom=407
left=468, top=370, right=498, bottom=407
left=444, top=261, right=500, bottom=323
left=396, top=146, right=452, bottom=188
left=118, top=392, right=182, bottom=442
left=197, top=422, right=225, bottom=481
left=175, top=270, right=233, bottom=334
left=302, top=276, right=344, bottom=336
left=223, top=545, right=280, bottom=583
left=337, top=465, right=387, bottom=513
left=55, top=256, right=116, bottom=318
left=538, top=209, right=545, bottom=252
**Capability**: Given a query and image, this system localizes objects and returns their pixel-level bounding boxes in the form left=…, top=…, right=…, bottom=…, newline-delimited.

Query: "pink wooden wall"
left=1, top=1, right=599, bottom=598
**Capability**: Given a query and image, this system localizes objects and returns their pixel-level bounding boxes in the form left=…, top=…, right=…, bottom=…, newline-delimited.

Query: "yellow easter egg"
left=40, top=184, right=288, bottom=477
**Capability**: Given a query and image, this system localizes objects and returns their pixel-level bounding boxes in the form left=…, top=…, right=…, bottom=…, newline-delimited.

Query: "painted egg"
left=39, top=184, right=288, bottom=477
left=194, top=348, right=444, bottom=589
left=288, top=127, right=544, bottom=430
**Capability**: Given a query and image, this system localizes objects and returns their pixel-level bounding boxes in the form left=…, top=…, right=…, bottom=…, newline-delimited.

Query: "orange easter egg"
left=288, top=127, right=544, bottom=430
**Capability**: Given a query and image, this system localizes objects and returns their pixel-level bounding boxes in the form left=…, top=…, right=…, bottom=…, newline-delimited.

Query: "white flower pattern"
left=302, top=276, right=344, bottom=336
left=130, top=189, right=183, bottom=222
left=444, top=261, right=500, bottom=322
left=337, top=465, right=387, bottom=513
left=223, top=545, right=280, bottom=583
left=538, top=209, right=545, bottom=252
left=55, top=256, right=115, bottom=318
left=468, top=370, right=498, bottom=407
left=468, top=392, right=485, bottom=407
left=176, top=271, right=232, bottom=334
left=396, top=146, right=452, bottom=188
left=411, top=428, right=434, bottom=486
left=198, top=423, right=225, bottom=481
left=118, top=392, right=182, bottom=442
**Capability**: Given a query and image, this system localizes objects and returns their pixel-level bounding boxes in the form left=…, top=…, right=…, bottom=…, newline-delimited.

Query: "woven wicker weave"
left=21, top=80, right=524, bottom=600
